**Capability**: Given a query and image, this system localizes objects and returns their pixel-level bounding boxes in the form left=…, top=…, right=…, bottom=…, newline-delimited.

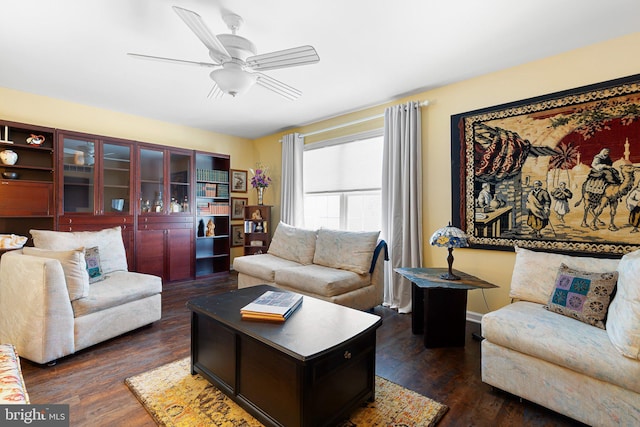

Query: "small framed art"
left=231, top=224, right=244, bottom=247
left=230, top=169, right=248, bottom=193
left=231, top=197, right=248, bottom=220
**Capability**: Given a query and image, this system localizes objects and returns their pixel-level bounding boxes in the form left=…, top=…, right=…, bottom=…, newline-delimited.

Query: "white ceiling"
left=1, top=0, right=639, bottom=139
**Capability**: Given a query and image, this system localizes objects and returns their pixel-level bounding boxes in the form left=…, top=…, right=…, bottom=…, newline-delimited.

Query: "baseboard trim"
left=466, top=310, right=483, bottom=324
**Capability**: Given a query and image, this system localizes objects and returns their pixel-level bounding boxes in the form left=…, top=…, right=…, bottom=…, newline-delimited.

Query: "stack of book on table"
left=240, top=290, right=303, bottom=322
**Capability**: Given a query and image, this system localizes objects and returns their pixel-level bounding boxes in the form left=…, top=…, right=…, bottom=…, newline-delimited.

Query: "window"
left=303, top=130, right=383, bottom=231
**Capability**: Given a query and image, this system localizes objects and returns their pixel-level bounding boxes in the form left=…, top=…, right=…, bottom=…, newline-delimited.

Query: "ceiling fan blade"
left=247, top=45, right=319, bottom=71
left=172, top=6, right=231, bottom=64
left=255, top=73, right=302, bottom=100
left=127, top=53, right=218, bottom=68
left=207, top=83, right=225, bottom=99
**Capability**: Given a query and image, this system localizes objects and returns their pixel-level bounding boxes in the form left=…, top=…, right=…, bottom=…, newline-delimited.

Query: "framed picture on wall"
left=451, top=73, right=640, bottom=256
left=230, top=169, right=248, bottom=193
left=231, top=224, right=244, bottom=247
left=231, top=197, right=248, bottom=220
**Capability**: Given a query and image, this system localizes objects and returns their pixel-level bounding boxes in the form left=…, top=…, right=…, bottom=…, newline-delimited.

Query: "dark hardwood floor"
left=20, top=274, right=585, bottom=427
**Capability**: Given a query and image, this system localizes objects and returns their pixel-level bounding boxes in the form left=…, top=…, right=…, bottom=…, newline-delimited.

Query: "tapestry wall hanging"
left=451, top=74, right=640, bottom=256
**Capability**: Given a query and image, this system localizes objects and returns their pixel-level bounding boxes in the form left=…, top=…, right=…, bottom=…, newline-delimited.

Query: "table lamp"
left=429, top=222, right=469, bottom=280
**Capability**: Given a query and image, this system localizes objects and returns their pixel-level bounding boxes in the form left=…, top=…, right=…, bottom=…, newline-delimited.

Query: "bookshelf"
left=194, top=152, right=231, bottom=277
left=243, top=205, right=272, bottom=255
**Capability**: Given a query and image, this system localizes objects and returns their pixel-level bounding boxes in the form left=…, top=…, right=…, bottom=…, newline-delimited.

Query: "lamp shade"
left=210, top=64, right=256, bottom=97
left=430, top=223, right=469, bottom=249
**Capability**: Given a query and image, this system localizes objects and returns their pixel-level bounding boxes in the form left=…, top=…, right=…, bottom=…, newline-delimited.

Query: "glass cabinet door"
left=169, top=152, right=191, bottom=213
left=62, top=137, right=96, bottom=214
left=102, top=142, right=132, bottom=214
left=139, top=148, right=165, bottom=214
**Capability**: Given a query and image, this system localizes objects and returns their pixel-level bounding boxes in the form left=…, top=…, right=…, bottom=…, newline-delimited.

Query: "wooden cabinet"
left=136, top=144, right=194, bottom=282
left=57, top=130, right=135, bottom=263
left=0, top=120, right=55, bottom=241
left=0, top=117, right=231, bottom=282
left=194, top=151, right=230, bottom=278
left=57, top=131, right=135, bottom=216
left=136, top=216, right=194, bottom=282
left=243, top=205, right=271, bottom=255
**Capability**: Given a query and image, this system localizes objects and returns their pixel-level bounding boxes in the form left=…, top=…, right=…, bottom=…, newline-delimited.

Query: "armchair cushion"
left=22, top=246, right=90, bottom=301
left=71, top=271, right=162, bottom=317
left=30, top=226, right=128, bottom=274
left=313, top=229, right=380, bottom=274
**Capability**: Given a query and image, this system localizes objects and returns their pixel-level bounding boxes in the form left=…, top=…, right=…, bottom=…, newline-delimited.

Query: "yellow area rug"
left=125, top=358, right=448, bottom=426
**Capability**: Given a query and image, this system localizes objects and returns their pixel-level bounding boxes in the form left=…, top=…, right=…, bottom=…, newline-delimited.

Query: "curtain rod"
left=298, top=100, right=429, bottom=138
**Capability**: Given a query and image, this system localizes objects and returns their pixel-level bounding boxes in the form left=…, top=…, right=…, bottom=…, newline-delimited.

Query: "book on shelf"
left=240, top=290, right=303, bottom=322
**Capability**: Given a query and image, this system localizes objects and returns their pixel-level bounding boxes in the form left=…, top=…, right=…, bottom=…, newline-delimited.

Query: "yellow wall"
left=256, top=32, right=640, bottom=314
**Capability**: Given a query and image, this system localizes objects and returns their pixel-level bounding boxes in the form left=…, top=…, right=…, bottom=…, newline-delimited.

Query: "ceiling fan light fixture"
left=210, top=65, right=256, bottom=97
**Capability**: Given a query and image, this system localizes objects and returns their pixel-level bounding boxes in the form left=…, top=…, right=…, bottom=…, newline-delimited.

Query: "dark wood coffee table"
left=187, top=285, right=382, bottom=427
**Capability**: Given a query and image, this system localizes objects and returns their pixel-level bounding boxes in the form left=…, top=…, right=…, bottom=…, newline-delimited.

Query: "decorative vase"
left=0, top=150, right=17, bottom=165
left=257, top=187, right=265, bottom=205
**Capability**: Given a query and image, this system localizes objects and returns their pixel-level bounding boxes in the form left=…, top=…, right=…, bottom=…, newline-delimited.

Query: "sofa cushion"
left=275, top=264, right=370, bottom=297
left=607, top=249, right=640, bottom=360
left=482, top=301, right=640, bottom=394
left=71, top=271, right=162, bottom=317
left=545, top=264, right=618, bottom=329
left=233, top=254, right=302, bottom=283
left=267, top=222, right=317, bottom=265
left=313, top=229, right=380, bottom=274
left=509, top=246, right=620, bottom=304
left=31, top=227, right=128, bottom=274
left=22, top=246, right=90, bottom=301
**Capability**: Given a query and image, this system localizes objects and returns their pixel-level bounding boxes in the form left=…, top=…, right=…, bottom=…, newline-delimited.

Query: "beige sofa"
left=233, top=223, right=387, bottom=311
left=482, top=247, right=640, bottom=426
left=0, top=227, right=162, bottom=365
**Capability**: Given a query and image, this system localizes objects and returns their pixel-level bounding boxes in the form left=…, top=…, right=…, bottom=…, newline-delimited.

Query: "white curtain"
left=382, top=101, right=423, bottom=313
left=280, top=132, right=304, bottom=226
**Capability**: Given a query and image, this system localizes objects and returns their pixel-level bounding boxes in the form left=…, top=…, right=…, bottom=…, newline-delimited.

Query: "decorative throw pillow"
left=30, top=226, right=128, bottom=274
left=606, top=249, right=640, bottom=360
left=267, top=222, right=317, bottom=265
left=509, top=246, right=620, bottom=304
left=22, top=246, right=90, bottom=301
left=544, top=263, right=618, bottom=329
left=85, top=246, right=104, bottom=283
left=313, top=228, right=380, bottom=275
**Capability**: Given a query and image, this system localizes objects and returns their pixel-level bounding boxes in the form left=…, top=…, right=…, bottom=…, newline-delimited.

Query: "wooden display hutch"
left=243, top=205, right=271, bottom=255
left=0, top=120, right=55, bottom=243
left=0, top=117, right=232, bottom=282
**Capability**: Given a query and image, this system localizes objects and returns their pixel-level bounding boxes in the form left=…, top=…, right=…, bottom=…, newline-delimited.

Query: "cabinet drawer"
left=0, top=181, right=53, bottom=216
left=313, top=334, right=374, bottom=381
left=59, top=216, right=133, bottom=226
left=139, top=215, right=193, bottom=224
left=138, top=222, right=193, bottom=231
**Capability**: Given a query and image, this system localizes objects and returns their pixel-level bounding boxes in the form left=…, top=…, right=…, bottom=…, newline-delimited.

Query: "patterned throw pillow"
left=545, top=263, right=618, bottom=329
left=85, top=246, right=104, bottom=283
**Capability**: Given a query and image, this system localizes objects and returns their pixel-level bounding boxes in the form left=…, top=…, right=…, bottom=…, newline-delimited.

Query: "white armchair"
left=0, top=227, right=162, bottom=364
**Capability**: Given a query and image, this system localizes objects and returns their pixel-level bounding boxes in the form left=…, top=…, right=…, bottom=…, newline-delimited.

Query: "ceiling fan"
left=128, top=6, right=320, bottom=100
